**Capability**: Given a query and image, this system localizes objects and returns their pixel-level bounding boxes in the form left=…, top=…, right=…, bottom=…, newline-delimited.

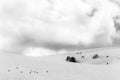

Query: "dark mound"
left=66, top=56, right=77, bottom=62
left=92, top=54, right=100, bottom=59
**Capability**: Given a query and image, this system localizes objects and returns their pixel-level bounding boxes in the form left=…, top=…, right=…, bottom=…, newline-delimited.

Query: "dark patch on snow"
left=8, top=70, right=10, bottom=72
left=82, top=56, right=85, bottom=58
left=76, top=52, right=82, bottom=54
left=16, top=67, right=19, bottom=69
left=66, top=56, right=77, bottom=62
left=20, top=71, right=23, bottom=73
left=106, top=56, right=109, bottom=58
left=92, top=54, right=99, bottom=59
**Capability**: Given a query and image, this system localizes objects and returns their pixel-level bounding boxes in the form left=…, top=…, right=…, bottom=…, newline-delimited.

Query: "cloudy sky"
left=0, top=0, right=120, bottom=56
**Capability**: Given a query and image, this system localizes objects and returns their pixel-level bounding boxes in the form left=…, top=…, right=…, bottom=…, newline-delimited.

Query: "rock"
left=21, top=71, right=23, bottom=73
left=106, top=56, right=109, bottom=58
left=76, top=52, right=82, bottom=54
left=16, top=67, right=19, bottom=69
left=8, top=70, right=10, bottom=72
left=66, top=56, right=77, bottom=62
left=92, top=54, right=99, bottom=59
left=106, top=62, right=109, bottom=65
left=66, top=56, right=71, bottom=61
left=82, top=56, right=85, bottom=58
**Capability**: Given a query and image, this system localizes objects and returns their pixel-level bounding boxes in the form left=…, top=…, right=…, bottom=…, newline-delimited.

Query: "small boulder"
left=66, top=56, right=71, bottom=61
left=66, top=56, right=77, bottom=62
left=8, top=70, right=10, bottom=72
left=93, top=54, right=99, bottom=59
left=70, top=57, right=76, bottom=62
left=82, top=56, right=85, bottom=58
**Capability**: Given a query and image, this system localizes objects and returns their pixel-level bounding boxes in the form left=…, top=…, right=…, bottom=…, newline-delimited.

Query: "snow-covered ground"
left=0, top=47, right=120, bottom=80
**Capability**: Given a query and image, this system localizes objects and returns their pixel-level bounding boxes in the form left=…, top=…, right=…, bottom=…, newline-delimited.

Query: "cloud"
left=0, top=0, right=120, bottom=56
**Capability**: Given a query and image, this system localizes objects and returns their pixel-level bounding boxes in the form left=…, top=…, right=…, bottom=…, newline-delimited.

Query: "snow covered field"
left=0, top=47, right=120, bottom=80
left=1, top=0, right=120, bottom=80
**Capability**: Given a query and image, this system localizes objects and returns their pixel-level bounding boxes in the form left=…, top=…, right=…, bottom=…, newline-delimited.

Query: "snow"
left=0, top=47, right=120, bottom=80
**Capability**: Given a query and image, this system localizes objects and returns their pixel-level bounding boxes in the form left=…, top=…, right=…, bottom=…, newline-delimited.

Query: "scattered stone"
left=66, top=56, right=77, bottom=62
left=70, top=57, right=76, bottom=62
left=106, top=62, right=109, bottom=65
left=16, top=67, right=19, bottom=69
left=36, top=72, right=38, bottom=74
left=76, top=53, right=79, bottom=54
left=76, top=52, right=82, bottom=54
left=29, top=72, right=31, bottom=74
left=106, top=56, right=109, bottom=58
left=46, top=71, right=48, bottom=73
left=82, top=56, right=85, bottom=58
left=8, top=70, right=10, bottom=72
left=92, top=54, right=99, bottom=59
left=66, top=56, right=70, bottom=61
left=21, top=71, right=23, bottom=73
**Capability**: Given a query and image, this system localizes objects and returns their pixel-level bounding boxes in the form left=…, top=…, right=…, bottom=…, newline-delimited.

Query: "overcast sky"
left=0, top=0, right=120, bottom=56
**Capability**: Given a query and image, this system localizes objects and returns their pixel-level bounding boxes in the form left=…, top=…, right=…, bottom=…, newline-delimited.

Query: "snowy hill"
left=0, top=47, right=120, bottom=80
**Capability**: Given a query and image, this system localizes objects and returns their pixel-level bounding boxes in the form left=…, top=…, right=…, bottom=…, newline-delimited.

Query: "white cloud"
left=0, top=0, right=120, bottom=56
